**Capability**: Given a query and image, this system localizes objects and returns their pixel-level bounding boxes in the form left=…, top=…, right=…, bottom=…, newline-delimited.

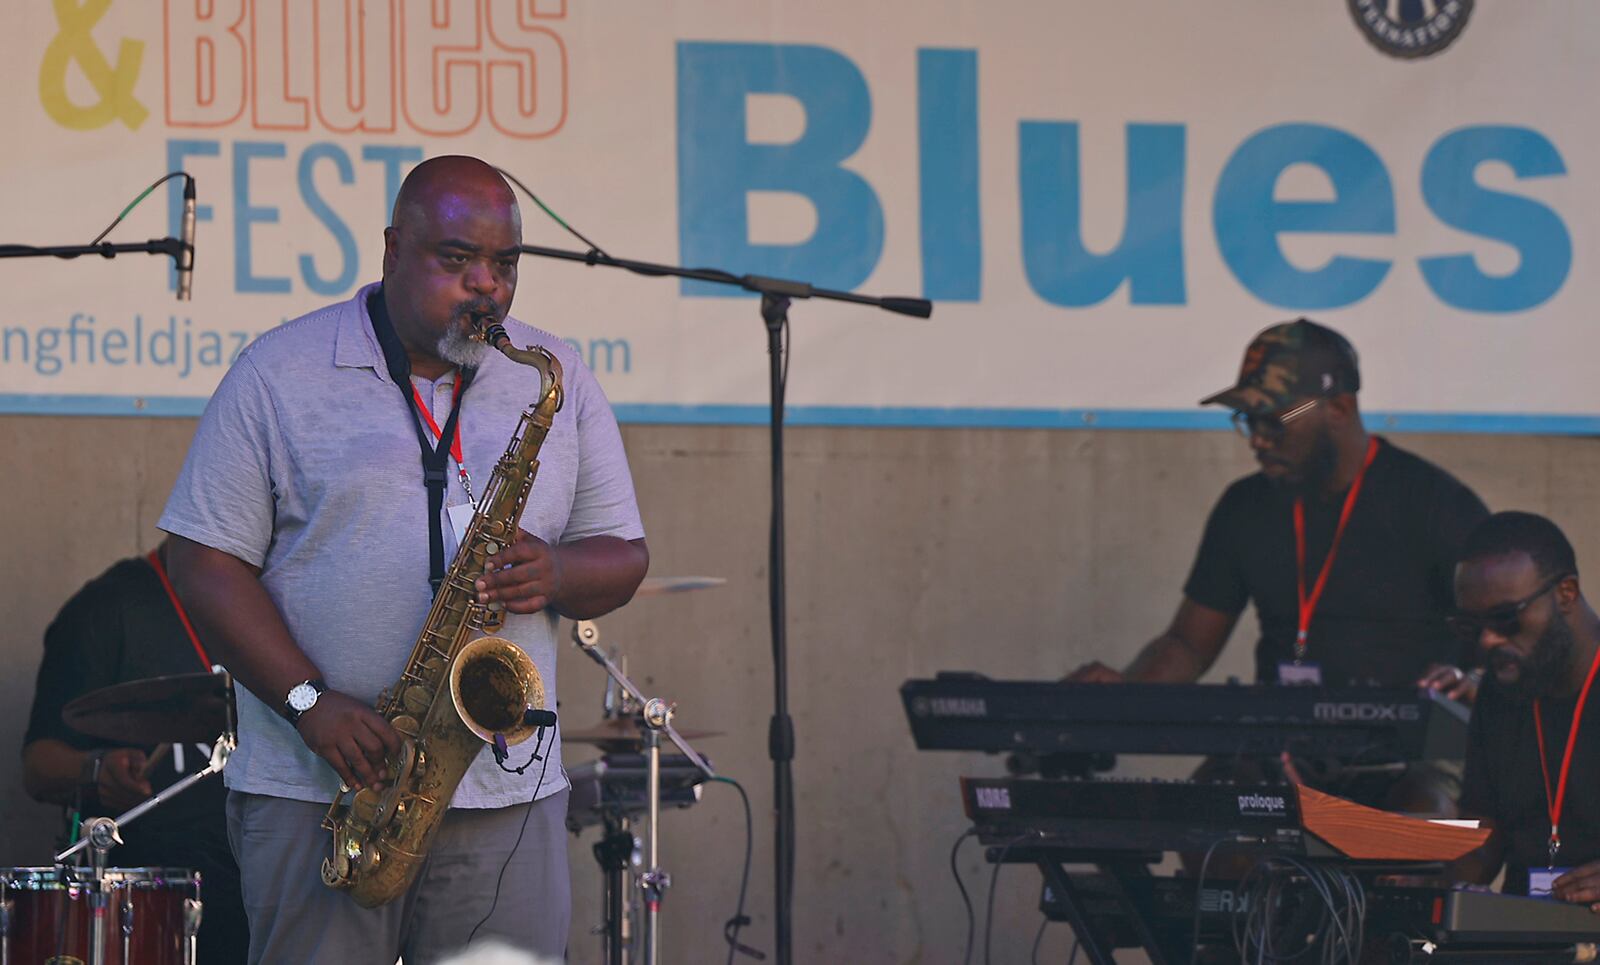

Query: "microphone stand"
left=0, top=238, right=190, bottom=262
left=573, top=619, right=716, bottom=965
left=0, top=237, right=194, bottom=303
left=527, top=242, right=930, bottom=965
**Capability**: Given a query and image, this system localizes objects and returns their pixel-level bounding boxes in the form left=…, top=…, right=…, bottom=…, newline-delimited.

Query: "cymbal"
left=562, top=716, right=723, bottom=747
left=633, top=576, right=726, bottom=598
left=63, top=672, right=231, bottom=744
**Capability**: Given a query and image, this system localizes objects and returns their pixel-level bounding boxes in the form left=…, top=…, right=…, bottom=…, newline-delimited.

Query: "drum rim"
left=2, top=866, right=200, bottom=889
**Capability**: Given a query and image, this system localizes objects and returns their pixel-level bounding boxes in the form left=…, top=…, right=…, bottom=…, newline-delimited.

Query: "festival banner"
left=1, top=1, right=1592, bottom=431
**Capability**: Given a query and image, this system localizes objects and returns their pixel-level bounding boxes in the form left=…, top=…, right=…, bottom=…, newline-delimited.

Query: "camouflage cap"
left=1199, top=319, right=1361, bottom=415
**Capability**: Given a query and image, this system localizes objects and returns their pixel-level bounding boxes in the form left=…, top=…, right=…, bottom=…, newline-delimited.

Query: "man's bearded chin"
left=1271, top=423, right=1340, bottom=496
left=1495, top=614, right=1576, bottom=702
left=437, top=322, right=488, bottom=368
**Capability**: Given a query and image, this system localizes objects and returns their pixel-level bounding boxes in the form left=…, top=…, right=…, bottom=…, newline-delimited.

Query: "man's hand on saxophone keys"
left=478, top=531, right=565, bottom=615
left=296, top=691, right=403, bottom=792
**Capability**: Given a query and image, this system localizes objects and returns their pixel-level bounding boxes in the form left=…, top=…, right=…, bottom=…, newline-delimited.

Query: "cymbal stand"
left=53, top=669, right=237, bottom=965
left=594, top=642, right=640, bottom=965
left=572, top=620, right=717, bottom=965
left=593, top=811, right=638, bottom=965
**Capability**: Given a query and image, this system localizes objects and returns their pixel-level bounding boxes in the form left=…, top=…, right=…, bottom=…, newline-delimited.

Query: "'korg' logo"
left=974, top=786, right=1012, bottom=810
left=1312, top=701, right=1421, bottom=723
left=1238, top=793, right=1286, bottom=817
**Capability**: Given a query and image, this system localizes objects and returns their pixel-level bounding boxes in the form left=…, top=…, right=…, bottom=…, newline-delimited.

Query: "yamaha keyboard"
left=903, top=673, right=1469, bottom=760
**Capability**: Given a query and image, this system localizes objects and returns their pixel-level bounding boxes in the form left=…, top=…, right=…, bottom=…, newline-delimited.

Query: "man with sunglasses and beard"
left=1453, top=512, right=1600, bottom=904
left=1068, top=319, right=1488, bottom=810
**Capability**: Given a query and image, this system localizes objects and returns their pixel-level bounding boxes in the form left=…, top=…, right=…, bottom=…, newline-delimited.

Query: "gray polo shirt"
left=159, top=282, right=644, bottom=807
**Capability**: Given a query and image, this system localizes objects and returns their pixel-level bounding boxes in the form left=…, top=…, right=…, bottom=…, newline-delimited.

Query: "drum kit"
left=5, top=670, right=236, bottom=965
left=3, top=575, right=724, bottom=965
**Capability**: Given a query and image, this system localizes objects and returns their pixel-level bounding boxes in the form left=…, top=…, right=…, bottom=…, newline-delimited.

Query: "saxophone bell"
left=448, top=635, right=547, bottom=748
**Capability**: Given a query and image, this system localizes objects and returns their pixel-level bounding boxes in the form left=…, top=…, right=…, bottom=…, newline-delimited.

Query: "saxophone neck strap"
left=367, top=286, right=478, bottom=595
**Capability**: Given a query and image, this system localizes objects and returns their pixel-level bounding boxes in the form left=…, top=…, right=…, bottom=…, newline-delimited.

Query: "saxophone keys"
left=350, top=787, right=381, bottom=823
left=401, top=686, right=431, bottom=715
left=321, top=852, right=350, bottom=887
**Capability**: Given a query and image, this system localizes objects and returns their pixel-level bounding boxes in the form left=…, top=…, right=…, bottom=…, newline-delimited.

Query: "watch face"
left=288, top=683, right=319, bottom=712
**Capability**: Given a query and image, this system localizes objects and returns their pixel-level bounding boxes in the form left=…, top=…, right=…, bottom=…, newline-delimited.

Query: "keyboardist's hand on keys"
left=1063, top=661, right=1125, bottom=683
left=1552, top=861, right=1600, bottom=912
left=1418, top=663, right=1482, bottom=705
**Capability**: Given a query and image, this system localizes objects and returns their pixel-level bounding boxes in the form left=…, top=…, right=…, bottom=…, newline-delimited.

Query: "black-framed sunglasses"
left=1230, top=397, right=1322, bottom=442
left=1447, top=571, right=1574, bottom=643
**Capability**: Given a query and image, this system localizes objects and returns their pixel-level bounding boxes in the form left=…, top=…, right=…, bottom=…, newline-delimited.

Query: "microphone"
left=176, top=176, right=196, bottom=301
left=523, top=708, right=558, bottom=729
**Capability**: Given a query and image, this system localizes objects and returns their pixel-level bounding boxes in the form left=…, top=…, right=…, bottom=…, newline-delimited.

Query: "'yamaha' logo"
left=1348, top=0, right=1474, bottom=60
left=923, top=697, right=988, bottom=718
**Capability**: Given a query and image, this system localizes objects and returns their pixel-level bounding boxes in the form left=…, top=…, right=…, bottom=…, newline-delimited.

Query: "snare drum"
left=0, top=867, right=201, bottom=965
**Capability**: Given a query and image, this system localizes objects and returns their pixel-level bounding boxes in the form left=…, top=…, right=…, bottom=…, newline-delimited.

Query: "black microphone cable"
left=87, top=171, right=191, bottom=246
left=707, top=775, right=765, bottom=964
left=467, top=718, right=556, bottom=946
left=984, top=834, right=1034, bottom=965
left=949, top=828, right=979, bottom=965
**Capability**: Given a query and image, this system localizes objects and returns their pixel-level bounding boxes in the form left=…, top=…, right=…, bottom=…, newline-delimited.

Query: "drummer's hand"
left=97, top=748, right=154, bottom=811
left=478, top=532, right=563, bottom=615
left=1064, top=661, right=1125, bottom=683
left=1552, top=860, right=1600, bottom=911
left=295, top=691, right=402, bottom=792
left=1418, top=664, right=1480, bottom=704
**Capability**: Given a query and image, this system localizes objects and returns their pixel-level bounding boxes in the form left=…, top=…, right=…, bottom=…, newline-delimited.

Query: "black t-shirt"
left=1462, top=674, right=1600, bottom=895
left=24, top=555, right=228, bottom=848
left=1182, top=437, right=1488, bottom=686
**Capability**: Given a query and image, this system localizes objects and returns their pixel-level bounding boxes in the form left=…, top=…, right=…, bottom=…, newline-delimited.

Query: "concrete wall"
left=3, top=415, right=1598, bottom=962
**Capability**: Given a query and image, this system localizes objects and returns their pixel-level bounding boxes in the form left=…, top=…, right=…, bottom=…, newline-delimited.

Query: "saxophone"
left=320, top=321, right=563, bottom=907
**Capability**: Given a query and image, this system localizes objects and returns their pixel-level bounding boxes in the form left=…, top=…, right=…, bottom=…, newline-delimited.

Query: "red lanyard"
left=410, top=376, right=472, bottom=498
left=146, top=549, right=211, bottom=670
left=1533, top=642, right=1600, bottom=866
left=1292, top=437, right=1379, bottom=662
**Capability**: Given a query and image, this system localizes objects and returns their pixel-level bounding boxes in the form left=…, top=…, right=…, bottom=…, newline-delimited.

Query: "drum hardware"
left=31, top=666, right=238, bottom=965
left=571, top=620, right=718, bottom=965
left=587, top=816, right=641, bottom=965
left=563, top=717, right=726, bottom=750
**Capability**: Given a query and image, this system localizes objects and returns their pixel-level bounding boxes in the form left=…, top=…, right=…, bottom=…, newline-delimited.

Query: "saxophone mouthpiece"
left=482, top=321, right=511, bottom=351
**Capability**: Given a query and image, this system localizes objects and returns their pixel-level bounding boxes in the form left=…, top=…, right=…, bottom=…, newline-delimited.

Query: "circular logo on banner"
left=1348, top=0, right=1474, bottom=59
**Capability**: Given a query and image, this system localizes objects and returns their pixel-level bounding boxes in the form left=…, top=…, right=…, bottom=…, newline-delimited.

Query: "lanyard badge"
left=1534, top=642, right=1600, bottom=868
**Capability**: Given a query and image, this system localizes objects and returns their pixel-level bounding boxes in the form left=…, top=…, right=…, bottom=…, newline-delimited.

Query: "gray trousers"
left=226, top=789, right=571, bottom=965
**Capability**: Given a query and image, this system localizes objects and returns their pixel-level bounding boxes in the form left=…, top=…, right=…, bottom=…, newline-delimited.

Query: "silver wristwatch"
left=283, top=678, right=326, bottom=724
